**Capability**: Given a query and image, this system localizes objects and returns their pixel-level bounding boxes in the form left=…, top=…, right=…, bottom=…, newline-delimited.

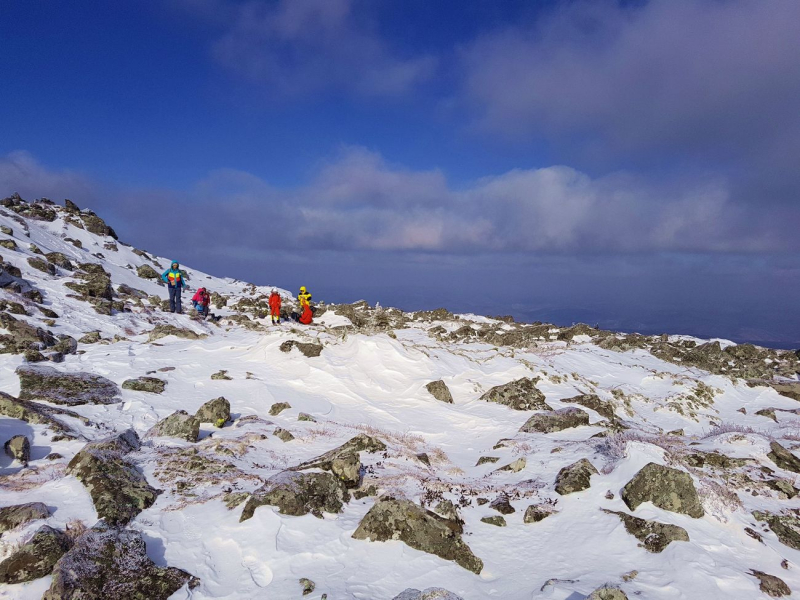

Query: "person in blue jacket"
left=161, top=260, right=188, bottom=313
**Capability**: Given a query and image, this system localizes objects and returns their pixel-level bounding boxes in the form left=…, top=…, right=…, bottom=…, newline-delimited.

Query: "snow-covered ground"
left=1, top=200, right=799, bottom=600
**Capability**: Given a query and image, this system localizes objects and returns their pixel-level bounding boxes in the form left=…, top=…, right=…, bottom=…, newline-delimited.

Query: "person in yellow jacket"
left=298, top=286, right=312, bottom=309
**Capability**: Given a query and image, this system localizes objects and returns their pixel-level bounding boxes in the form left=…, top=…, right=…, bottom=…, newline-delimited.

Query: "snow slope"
left=1, top=199, right=800, bottom=600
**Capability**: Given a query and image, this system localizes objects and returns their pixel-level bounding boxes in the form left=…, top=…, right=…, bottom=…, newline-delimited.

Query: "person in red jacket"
left=191, top=287, right=211, bottom=319
left=268, top=289, right=282, bottom=325
left=298, top=303, right=313, bottom=325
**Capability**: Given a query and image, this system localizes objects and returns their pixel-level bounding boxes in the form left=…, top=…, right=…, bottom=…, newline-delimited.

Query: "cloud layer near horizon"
left=1, top=148, right=793, bottom=257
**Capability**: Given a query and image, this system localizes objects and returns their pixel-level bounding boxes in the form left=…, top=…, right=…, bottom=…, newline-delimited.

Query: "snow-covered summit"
left=1, top=196, right=800, bottom=600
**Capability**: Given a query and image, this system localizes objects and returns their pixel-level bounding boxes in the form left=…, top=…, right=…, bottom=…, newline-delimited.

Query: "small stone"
left=416, top=452, right=431, bottom=466
left=524, top=504, right=556, bottom=523
left=481, top=515, right=506, bottom=527
left=495, top=457, right=526, bottom=473
left=750, top=570, right=791, bottom=597
left=274, top=428, right=294, bottom=442
left=555, top=459, right=598, bottom=495
left=476, top=456, right=500, bottom=466
left=122, top=376, right=166, bottom=394
left=425, top=380, right=454, bottom=403
left=211, top=369, right=232, bottom=380
left=269, top=402, right=291, bottom=416
left=489, top=495, right=515, bottom=515
left=300, top=577, right=315, bottom=595
left=298, top=412, right=316, bottom=422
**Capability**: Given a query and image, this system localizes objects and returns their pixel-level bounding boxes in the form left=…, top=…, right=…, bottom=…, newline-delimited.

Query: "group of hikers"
left=161, top=260, right=314, bottom=325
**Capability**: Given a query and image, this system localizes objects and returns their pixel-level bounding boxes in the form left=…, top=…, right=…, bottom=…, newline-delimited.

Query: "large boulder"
left=146, top=410, right=200, bottom=442
left=768, top=441, right=800, bottom=473
left=0, top=391, right=82, bottom=437
left=479, top=377, right=550, bottom=410
left=0, top=502, right=49, bottom=534
left=4, top=434, right=31, bottom=465
left=555, top=459, right=598, bottom=495
left=195, top=396, right=231, bottom=424
left=17, top=365, right=120, bottom=405
left=753, top=511, right=800, bottom=550
left=353, top=496, right=483, bottom=574
left=66, top=430, right=158, bottom=525
left=79, top=212, right=118, bottom=239
left=240, top=471, right=350, bottom=521
left=0, top=525, right=71, bottom=583
left=294, top=434, right=387, bottom=488
left=425, top=380, right=453, bottom=404
left=393, top=589, right=464, bottom=600
left=122, top=376, right=166, bottom=394
left=621, top=463, right=704, bottom=518
left=519, top=407, right=590, bottom=433
left=43, top=524, right=194, bottom=600
left=603, top=509, right=689, bottom=552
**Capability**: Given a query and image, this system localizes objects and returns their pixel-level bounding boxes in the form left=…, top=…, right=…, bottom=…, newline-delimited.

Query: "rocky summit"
left=0, top=198, right=799, bottom=599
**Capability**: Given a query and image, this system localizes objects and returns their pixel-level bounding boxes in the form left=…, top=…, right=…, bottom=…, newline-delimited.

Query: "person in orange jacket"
left=268, top=289, right=282, bottom=325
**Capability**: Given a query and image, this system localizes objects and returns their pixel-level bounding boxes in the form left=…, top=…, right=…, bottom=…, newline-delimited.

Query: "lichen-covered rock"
left=45, top=252, right=74, bottom=271
left=0, top=391, right=85, bottom=437
left=480, top=515, right=506, bottom=527
left=146, top=410, right=200, bottom=442
left=17, top=364, right=120, bottom=405
left=4, top=434, right=31, bottom=465
left=586, top=587, right=628, bottom=600
left=299, top=577, right=315, bottom=595
left=298, top=412, right=316, bottom=422
left=753, top=511, right=800, bottom=550
left=295, top=434, right=386, bottom=488
left=476, top=456, right=500, bottom=466
left=621, top=462, right=704, bottom=518
left=136, top=264, right=160, bottom=280
left=603, top=509, right=689, bottom=552
left=78, top=331, right=102, bottom=344
left=195, top=396, right=230, bottom=424
left=240, top=471, right=349, bottom=521
left=269, top=402, right=291, bottom=416
left=122, top=376, right=166, bottom=394
left=393, top=589, right=465, bottom=600
left=280, top=340, right=323, bottom=357
left=479, top=377, right=550, bottom=411
left=489, top=495, right=515, bottom=515
left=519, top=407, right=590, bottom=433
left=0, top=525, right=71, bottom=583
left=52, top=335, right=78, bottom=355
left=0, top=238, right=17, bottom=250
left=274, top=427, right=294, bottom=442
left=28, top=257, right=56, bottom=275
left=524, top=504, right=556, bottom=523
left=147, top=324, right=206, bottom=342
left=352, top=496, right=483, bottom=574
left=560, top=394, right=617, bottom=421
left=768, top=441, right=800, bottom=473
left=0, top=502, right=49, bottom=534
left=750, top=570, right=791, bottom=597
left=43, top=523, right=194, bottom=600
left=210, top=369, right=232, bottom=380
left=79, top=211, right=118, bottom=239
left=494, top=457, right=526, bottom=473
left=67, top=430, right=158, bottom=525
left=426, top=380, right=453, bottom=404
left=555, top=458, right=598, bottom=495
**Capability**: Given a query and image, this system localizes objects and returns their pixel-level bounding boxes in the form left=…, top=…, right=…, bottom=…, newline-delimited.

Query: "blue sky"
left=2, top=0, right=800, bottom=346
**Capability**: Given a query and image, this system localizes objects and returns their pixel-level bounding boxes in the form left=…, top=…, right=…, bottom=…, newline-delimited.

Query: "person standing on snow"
left=192, top=287, right=211, bottom=319
left=269, top=289, right=282, bottom=325
left=292, top=285, right=314, bottom=324
left=162, top=260, right=188, bottom=314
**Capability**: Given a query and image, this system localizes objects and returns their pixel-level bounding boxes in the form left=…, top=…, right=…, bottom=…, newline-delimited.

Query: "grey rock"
left=555, top=458, right=598, bottom=495
left=78, top=331, right=102, bottom=344
left=66, top=430, right=158, bottom=525
left=621, top=462, right=704, bottom=518
left=476, top=456, right=500, bottom=466
left=560, top=393, right=616, bottom=421
left=300, top=577, right=315, bottom=595
left=750, top=570, right=791, bottom=597
left=146, top=410, right=200, bottom=442
left=147, top=325, right=206, bottom=342
left=295, top=434, right=386, bottom=488
left=280, top=340, right=323, bottom=357
left=524, top=504, right=556, bottom=523
left=519, top=407, right=590, bottom=433
left=479, top=377, right=550, bottom=411
left=274, top=428, right=295, bottom=442
left=298, top=412, right=316, bottom=422
left=136, top=264, right=160, bottom=280
left=4, top=434, right=30, bottom=465
left=16, top=364, right=120, bottom=405
left=0, top=391, right=83, bottom=437
left=586, top=587, right=628, bottom=600
left=494, top=457, right=526, bottom=473
left=0, top=502, right=49, bottom=534
left=240, top=471, right=350, bottom=521
left=353, top=496, right=483, bottom=574
left=122, top=376, right=166, bottom=394
left=480, top=515, right=506, bottom=527
left=195, top=396, right=231, bottom=424
left=392, top=589, right=464, bottom=600
left=43, top=523, right=195, bottom=600
left=45, top=252, right=74, bottom=271
left=28, top=257, right=56, bottom=275
left=753, top=511, right=800, bottom=550
left=269, top=402, right=291, bottom=416
left=768, top=441, right=800, bottom=473
left=489, top=495, right=515, bottom=515
left=0, top=525, right=71, bottom=583
left=425, top=380, right=453, bottom=404
left=603, top=509, right=689, bottom=552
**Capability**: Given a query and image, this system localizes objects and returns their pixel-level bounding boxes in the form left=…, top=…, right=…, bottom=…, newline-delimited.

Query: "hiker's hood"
left=170, top=260, right=179, bottom=268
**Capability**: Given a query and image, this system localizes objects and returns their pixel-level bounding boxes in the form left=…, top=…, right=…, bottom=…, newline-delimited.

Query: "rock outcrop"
left=479, top=377, right=550, bottom=411
left=768, top=441, right=800, bottom=473
left=17, top=364, right=120, bottom=405
left=240, top=471, right=350, bottom=521
left=352, top=496, right=483, bottom=574
left=519, top=407, right=590, bottom=433
left=66, top=430, right=158, bottom=525
left=621, top=463, right=704, bottom=518
left=43, top=524, right=195, bottom=600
